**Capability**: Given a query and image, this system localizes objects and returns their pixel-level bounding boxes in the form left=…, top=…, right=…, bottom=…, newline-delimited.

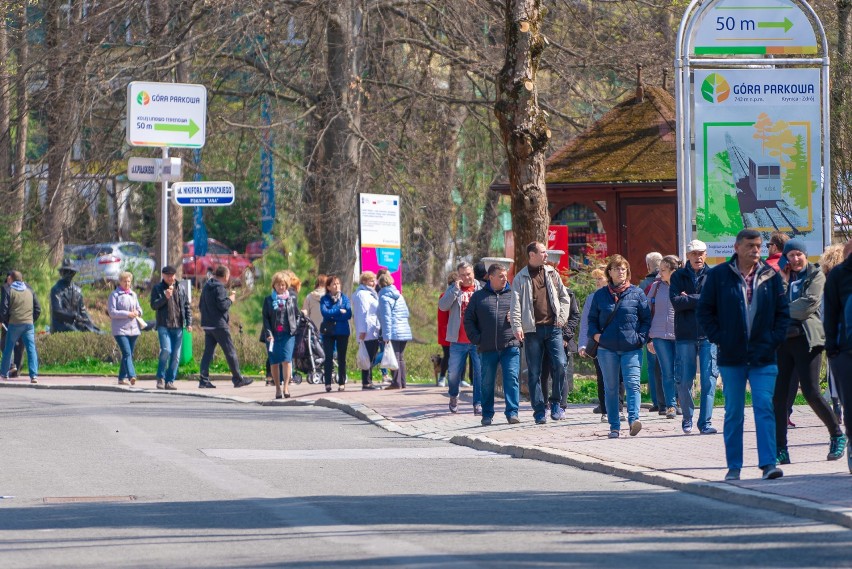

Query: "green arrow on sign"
left=758, top=17, right=793, bottom=33
left=154, top=119, right=200, bottom=138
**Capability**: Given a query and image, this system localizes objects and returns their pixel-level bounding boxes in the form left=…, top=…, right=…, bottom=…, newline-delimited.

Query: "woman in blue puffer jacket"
left=588, top=254, right=652, bottom=439
left=377, top=272, right=412, bottom=389
left=320, top=275, right=352, bottom=392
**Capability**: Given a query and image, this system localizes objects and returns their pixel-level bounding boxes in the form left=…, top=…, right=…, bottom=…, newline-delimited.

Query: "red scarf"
left=608, top=281, right=630, bottom=301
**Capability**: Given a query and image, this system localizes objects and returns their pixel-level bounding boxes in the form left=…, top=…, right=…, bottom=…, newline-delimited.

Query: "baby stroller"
left=291, top=314, right=325, bottom=385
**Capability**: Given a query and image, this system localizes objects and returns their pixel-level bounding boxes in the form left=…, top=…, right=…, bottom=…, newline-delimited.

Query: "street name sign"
left=172, top=181, right=235, bottom=207
left=126, top=81, right=207, bottom=148
left=127, top=157, right=183, bottom=182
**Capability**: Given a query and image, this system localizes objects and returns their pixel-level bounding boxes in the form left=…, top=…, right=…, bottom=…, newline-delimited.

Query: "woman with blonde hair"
left=377, top=272, right=412, bottom=389
left=352, top=271, right=381, bottom=389
left=108, top=271, right=144, bottom=386
left=261, top=271, right=300, bottom=399
left=588, top=255, right=652, bottom=438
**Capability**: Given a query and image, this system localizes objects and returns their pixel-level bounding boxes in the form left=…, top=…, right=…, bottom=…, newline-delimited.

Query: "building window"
left=552, top=204, right=607, bottom=267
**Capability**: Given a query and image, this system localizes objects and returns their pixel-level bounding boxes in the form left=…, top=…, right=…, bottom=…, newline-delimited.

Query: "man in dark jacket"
left=464, top=263, right=521, bottom=425
left=697, top=229, right=790, bottom=482
left=199, top=265, right=251, bottom=388
left=823, top=240, right=852, bottom=474
left=150, top=265, right=192, bottom=390
left=0, top=270, right=41, bottom=383
left=670, top=239, right=719, bottom=435
left=50, top=260, right=100, bottom=333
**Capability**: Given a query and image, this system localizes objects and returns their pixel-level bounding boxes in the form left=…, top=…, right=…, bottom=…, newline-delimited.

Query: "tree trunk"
left=426, top=67, right=467, bottom=287
left=10, top=1, right=29, bottom=241
left=495, top=0, right=550, bottom=270
left=474, top=185, right=502, bottom=261
left=304, top=1, right=365, bottom=292
left=43, top=0, right=77, bottom=266
left=150, top=0, right=187, bottom=276
left=0, top=16, right=11, bottom=209
left=833, top=0, right=852, bottom=239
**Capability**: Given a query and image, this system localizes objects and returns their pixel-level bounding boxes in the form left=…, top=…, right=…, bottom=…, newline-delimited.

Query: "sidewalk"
left=3, top=375, right=851, bottom=528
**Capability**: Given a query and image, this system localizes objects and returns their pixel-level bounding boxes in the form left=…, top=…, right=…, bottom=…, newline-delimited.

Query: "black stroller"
left=291, top=315, right=325, bottom=385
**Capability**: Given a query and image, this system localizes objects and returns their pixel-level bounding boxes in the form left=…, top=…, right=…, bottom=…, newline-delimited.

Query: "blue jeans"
left=652, top=339, right=678, bottom=409
left=114, top=335, right=139, bottom=380
left=524, top=325, right=566, bottom=419
left=675, top=338, right=718, bottom=429
left=480, top=347, right=521, bottom=419
left=597, top=347, right=642, bottom=431
left=1, top=323, right=37, bottom=378
left=719, top=364, right=778, bottom=469
left=448, top=342, right=481, bottom=406
left=156, top=327, right=183, bottom=383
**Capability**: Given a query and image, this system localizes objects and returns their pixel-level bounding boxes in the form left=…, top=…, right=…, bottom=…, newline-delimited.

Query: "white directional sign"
left=172, top=181, right=235, bottom=207
left=692, top=0, right=817, bottom=56
left=127, top=157, right=183, bottom=182
left=126, top=81, right=207, bottom=148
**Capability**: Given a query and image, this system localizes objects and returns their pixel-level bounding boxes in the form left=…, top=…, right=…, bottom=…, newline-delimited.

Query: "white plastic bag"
left=356, top=341, right=372, bottom=370
left=380, top=342, right=399, bottom=370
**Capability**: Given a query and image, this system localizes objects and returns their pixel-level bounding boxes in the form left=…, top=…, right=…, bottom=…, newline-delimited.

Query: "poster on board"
left=693, top=67, right=822, bottom=259
left=359, top=193, right=402, bottom=289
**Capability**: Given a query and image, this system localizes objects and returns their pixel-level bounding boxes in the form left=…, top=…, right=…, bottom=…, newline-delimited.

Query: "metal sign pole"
left=161, top=146, right=170, bottom=270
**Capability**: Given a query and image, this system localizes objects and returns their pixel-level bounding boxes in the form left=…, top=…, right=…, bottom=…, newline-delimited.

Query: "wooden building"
left=492, top=82, right=679, bottom=281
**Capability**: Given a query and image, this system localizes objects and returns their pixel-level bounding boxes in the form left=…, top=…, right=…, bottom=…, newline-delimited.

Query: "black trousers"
left=440, top=345, right=450, bottom=377
left=390, top=340, right=407, bottom=387
left=200, top=328, right=243, bottom=381
left=323, top=334, right=349, bottom=386
left=361, top=339, right=380, bottom=385
left=775, top=336, right=842, bottom=451
left=829, top=351, right=852, bottom=436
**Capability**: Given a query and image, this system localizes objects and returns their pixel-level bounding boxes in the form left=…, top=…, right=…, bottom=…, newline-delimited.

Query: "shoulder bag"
left=585, top=296, right=622, bottom=359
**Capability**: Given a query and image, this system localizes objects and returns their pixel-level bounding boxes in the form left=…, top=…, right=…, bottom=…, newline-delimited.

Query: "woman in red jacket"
left=436, top=272, right=456, bottom=387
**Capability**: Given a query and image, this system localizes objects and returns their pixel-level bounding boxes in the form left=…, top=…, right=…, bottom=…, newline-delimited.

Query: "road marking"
left=199, top=447, right=509, bottom=460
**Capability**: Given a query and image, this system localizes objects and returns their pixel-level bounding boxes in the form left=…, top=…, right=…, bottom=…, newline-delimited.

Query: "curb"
left=449, top=434, right=852, bottom=530
left=0, top=381, right=260, bottom=405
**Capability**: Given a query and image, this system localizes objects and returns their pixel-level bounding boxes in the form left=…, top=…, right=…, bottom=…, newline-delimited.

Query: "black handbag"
left=586, top=296, right=622, bottom=359
left=320, top=320, right=335, bottom=336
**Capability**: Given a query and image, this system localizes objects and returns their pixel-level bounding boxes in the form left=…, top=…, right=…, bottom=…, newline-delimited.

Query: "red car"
left=183, top=239, right=256, bottom=289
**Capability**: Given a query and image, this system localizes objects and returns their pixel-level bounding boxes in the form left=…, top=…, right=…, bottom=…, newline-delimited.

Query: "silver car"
left=63, top=241, right=155, bottom=286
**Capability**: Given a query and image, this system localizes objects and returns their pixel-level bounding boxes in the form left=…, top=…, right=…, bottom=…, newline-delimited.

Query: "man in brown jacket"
left=0, top=270, right=41, bottom=383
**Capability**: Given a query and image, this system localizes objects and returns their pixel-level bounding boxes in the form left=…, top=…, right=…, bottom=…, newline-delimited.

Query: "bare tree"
left=495, top=0, right=550, bottom=269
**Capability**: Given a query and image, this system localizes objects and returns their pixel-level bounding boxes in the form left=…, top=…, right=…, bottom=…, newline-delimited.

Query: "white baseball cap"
left=686, top=239, right=707, bottom=253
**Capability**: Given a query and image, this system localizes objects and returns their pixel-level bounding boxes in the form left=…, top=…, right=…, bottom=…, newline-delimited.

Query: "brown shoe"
left=9, top=366, right=18, bottom=378
left=156, top=379, right=165, bottom=389
left=30, top=377, right=38, bottom=384
left=164, top=382, right=177, bottom=391
left=118, top=379, right=130, bottom=386
left=129, top=377, right=137, bottom=386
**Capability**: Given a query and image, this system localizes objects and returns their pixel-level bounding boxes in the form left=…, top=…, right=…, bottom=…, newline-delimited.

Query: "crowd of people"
left=2, top=229, right=851, bottom=480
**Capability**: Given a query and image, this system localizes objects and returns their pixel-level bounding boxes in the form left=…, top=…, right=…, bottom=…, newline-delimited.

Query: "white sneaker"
left=461, top=380, right=471, bottom=388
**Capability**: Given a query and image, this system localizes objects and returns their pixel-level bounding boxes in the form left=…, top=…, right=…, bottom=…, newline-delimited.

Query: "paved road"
left=1, top=390, right=851, bottom=568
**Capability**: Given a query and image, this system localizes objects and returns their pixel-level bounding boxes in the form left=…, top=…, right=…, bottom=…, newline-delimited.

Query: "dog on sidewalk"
left=430, top=353, right=443, bottom=384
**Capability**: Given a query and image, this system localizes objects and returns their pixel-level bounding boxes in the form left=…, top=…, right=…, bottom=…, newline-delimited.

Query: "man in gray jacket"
left=510, top=242, right=572, bottom=423
left=438, top=261, right=483, bottom=414
left=464, top=263, right=521, bottom=426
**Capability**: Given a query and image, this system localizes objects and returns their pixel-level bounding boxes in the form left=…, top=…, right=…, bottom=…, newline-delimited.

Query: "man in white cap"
left=669, top=239, right=719, bottom=435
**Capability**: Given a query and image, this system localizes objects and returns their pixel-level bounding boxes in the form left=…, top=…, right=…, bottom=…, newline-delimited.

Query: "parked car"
left=245, top=240, right=264, bottom=261
left=182, top=238, right=255, bottom=289
left=63, top=241, right=155, bottom=287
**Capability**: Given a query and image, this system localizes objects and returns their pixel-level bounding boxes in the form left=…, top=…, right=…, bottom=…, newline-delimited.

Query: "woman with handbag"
left=262, top=271, right=300, bottom=399
left=588, top=255, right=652, bottom=438
left=320, top=275, right=352, bottom=392
left=352, top=271, right=381, bottom=390
left=646, top=255, right=682, bottom=420
left=377, top=272, right=412, bottom=389
left=108, top=271, right=144, bottom=386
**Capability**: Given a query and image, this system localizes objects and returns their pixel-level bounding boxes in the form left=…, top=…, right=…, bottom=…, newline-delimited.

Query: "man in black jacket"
left=199, top=265, right=251, bottom=388
left=670, top=239, right=719, bottom=435
left=464, top=263, right=521, bottom=426
left=823, top=240, right=852, bottom=474
left=697, top=229, right=789, bottom=482
left=150, top=266, right=192, bottom=390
